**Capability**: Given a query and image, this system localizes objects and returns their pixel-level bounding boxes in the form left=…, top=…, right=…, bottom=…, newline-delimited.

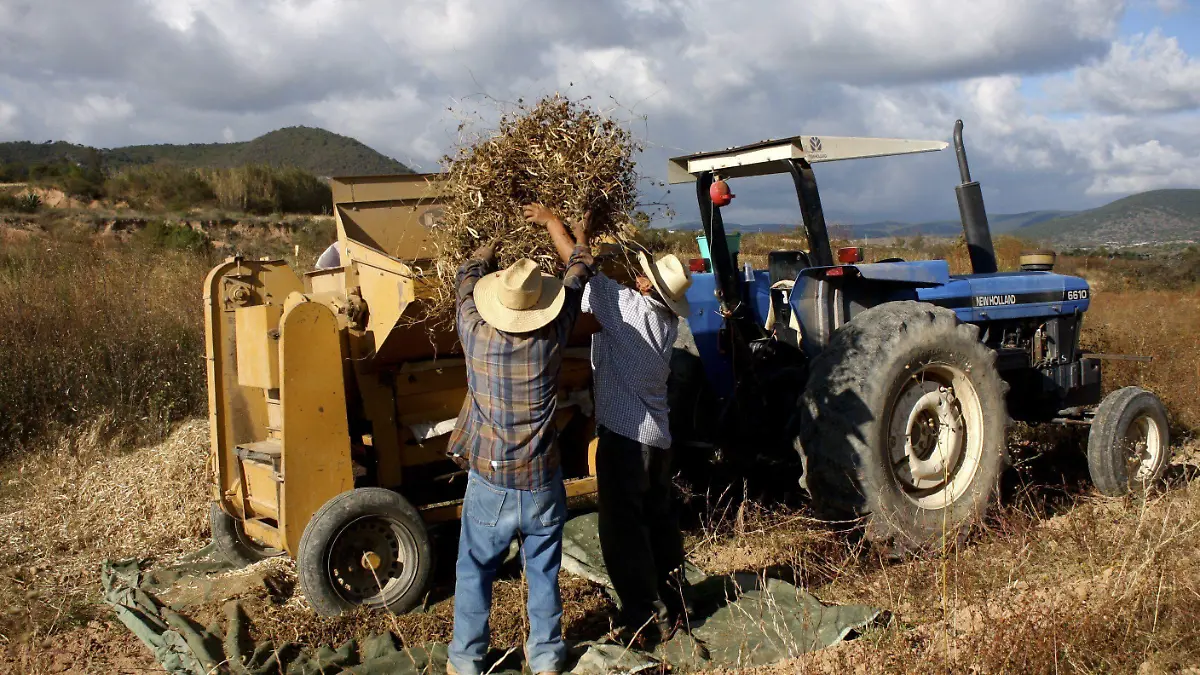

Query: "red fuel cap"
left=709, top=179, right=734, bottom=207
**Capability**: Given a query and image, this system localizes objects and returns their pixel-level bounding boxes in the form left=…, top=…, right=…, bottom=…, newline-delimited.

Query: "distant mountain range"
left=666, top=189, right=1200, bottom=247
left=1019, top=189, right=1200, bottom=247
left=0, top=126, right=411, bottom=178
left=3, top=124, right=1196, bottom=247
left=665, top=211, right=1070, bottom=238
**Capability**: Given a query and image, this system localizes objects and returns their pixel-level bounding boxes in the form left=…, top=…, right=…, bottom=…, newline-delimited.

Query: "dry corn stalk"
left=417, top=94, right=641, bottom=329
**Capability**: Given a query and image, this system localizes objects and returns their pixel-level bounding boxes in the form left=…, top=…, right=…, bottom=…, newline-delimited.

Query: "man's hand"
left=470, top=237, right=498, bottom=264
left=529, top=203, right=579, bottom=265
left=522, top=203, right=560, bottom=228
left=568, top=210, right=591, bottom=246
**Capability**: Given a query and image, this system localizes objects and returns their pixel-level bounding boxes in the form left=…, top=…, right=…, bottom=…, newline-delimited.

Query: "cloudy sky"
left=1, top=0, right=1197, bottom=225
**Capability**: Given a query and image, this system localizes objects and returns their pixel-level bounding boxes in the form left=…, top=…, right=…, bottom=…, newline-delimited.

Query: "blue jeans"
left=449, top=470, right=568, bottom=675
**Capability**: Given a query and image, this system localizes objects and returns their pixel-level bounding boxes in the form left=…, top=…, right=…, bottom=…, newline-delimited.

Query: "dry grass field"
left=0, top=224, right=1197, bottom=673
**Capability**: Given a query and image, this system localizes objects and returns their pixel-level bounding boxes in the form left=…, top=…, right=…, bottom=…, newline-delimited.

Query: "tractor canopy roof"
left=667, top=135, right=948, bottom=184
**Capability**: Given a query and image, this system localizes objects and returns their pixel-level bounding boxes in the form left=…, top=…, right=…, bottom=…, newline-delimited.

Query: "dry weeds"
left=0, top=240, right=1197, bottom=672
left=1085, top=290, right=1200, bottom=429
left=4, top=427, right=1200, bottom=673
left=0, top=239, right=210, bottom=453
left=695, top=445, right=1200, bottom=674
left=0, top=419, right=210, bottom=649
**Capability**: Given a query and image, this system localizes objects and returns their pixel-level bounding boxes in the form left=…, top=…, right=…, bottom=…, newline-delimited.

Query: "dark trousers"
left=595, top=425, right=687, bottom=630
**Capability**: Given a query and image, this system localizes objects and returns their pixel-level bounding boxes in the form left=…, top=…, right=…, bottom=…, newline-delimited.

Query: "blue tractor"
left=667, top=121, right=1171, bottom=547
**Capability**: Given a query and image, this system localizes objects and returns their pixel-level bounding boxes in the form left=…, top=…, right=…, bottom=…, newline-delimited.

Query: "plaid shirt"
left=448, top=248, right=594, bottom=490
left=582, top=272, right=677, bottom=449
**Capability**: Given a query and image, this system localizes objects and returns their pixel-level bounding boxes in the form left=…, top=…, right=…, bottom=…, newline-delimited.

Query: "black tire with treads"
left=795, top=301, right=1009, bottom=548
left=298, top=488, right=433, bottom=617
left=210, top=502, right=281, bottom=566
left=1087, top=386, right=1171, bottom=497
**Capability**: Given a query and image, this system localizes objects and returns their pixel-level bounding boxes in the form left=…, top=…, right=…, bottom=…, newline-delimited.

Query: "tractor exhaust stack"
left=953, top=120, right=998, bottom=274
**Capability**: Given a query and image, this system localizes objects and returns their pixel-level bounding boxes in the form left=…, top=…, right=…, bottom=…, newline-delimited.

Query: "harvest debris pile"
left=0, top=420, right=210, bottom=645
left=421, top=94, right=641, bottom=326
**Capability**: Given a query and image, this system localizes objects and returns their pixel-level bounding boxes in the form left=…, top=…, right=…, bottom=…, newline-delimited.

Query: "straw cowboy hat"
left=473, top=258, right=566, bottom=333
left=636, top=251, right=693, bottom=317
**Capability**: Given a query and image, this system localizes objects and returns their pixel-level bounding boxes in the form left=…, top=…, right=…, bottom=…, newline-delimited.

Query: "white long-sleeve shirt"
left=581, top=272, right=677, bottom=449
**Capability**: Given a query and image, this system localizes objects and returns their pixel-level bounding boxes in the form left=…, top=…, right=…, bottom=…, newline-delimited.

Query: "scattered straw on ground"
left=182, top=560, right=615, bottom=654
left=0, top=418, right=210, bottom=645
left=6, top=416, right=1200, bottom=673
left=0, top=416, right=618, bottom=666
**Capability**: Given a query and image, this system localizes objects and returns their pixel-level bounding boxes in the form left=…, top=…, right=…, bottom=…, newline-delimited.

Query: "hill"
left=1020, top=189, right=1200, bottom=246
left=0, top=126, right=410, bottom=177
left=846, top=210, right=1071, bottom=239
left=663, top=210, right=1070, bottom=239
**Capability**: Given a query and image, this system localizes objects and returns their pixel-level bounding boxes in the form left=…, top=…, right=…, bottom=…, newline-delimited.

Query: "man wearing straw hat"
left=582, top=246, right=694, bottom=645
left=446, top=204, right=593, bottom=675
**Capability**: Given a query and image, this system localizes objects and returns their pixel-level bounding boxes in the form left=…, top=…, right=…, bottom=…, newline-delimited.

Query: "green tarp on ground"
left=101, top=512, right=883, bottom=674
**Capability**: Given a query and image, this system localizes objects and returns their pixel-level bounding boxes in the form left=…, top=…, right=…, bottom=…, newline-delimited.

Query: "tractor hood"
left=800, top=259, right=1092, bottom=321
left=918, top=271, right=1092, bottom=321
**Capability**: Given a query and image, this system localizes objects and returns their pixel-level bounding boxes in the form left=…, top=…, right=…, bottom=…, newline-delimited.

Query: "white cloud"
left=0, top=0, right=1195, bottom=220
left=546, top=46, right=672, bottom=113
left=1055, top=30, right=1200, bottom=113
left=71, top=94, right=133, bottom=126
left=1085, top=139, right=1200, bottom=193
left=0, top=100, right=17, bottom=136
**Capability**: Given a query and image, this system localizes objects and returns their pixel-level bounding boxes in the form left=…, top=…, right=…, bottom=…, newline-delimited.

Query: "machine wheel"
left=797, top=301, right=1008, bottom=548
left=210, top=503, right=282, bottom=566
left=297, top=488, right=434, bottom=617
left=1087, top=387, right=1171, bottom=496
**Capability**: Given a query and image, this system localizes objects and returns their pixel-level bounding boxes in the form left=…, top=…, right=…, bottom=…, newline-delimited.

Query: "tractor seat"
left=768, top=250, right=811, bottom=284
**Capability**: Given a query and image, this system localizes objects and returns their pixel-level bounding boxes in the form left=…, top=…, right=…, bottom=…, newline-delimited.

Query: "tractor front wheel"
left=797, top=301, right=1008, bottom=548
left=1087, top=387, right=1171, bottom=496
left=297, top=488, right=434, bottom=617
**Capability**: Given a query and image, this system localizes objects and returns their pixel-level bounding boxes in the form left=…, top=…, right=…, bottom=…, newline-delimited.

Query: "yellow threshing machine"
left=204, top=174, right=600, bottom=615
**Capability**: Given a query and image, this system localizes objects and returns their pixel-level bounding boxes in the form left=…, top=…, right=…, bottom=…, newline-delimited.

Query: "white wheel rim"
left=1126, top=413, right=1165, bottom=483
left=887, top=362, right=985, bottom=510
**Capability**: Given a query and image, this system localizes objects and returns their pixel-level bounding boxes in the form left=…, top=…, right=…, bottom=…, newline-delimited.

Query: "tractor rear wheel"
left=210, top=503, right=282, bottom=566
left=297, top=488, right=434, bottom=616
left=1087, top=386, right=1171, bottom=496
left=797, top=301, right=1008, bottom=548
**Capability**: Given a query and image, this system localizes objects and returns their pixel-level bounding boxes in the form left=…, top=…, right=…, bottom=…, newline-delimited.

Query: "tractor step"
left=233, top=440, right=283, bottom=523
left=235, top=439, right=282, bottom=468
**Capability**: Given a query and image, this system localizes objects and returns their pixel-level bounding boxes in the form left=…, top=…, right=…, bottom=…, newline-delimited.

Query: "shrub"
left=15, top=191, right=42, bottom=213
left=0, top=240, right=211, bottom=454
left=134, top=220, right=210, bottom=252
left=0, top=191, right=42, bottom=213
left=197, top=164, right=331, bottom=215
left=105, top=164, right=216, bottom=211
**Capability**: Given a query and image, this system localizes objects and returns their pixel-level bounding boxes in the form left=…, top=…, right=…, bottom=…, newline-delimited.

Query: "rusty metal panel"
left=330, top=173, right=449, bottom=205
left=332, top=173, right=449, bottom=262
left=204, top=259, right=301, bottom=516
left=242, top=461, right=280, bottom=520
left=243, top=518, right=284, bottom=550
left=338, top=204, right=444, bottom=261
left=306, top=268, right=345, bottom=295
left=350, top=250, right=414, bottom=350
left=278, top=300, right=354, bottom=555
left=235, top=304, right=282, bottom=389
left=354, top=372, right=404, bottom=488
